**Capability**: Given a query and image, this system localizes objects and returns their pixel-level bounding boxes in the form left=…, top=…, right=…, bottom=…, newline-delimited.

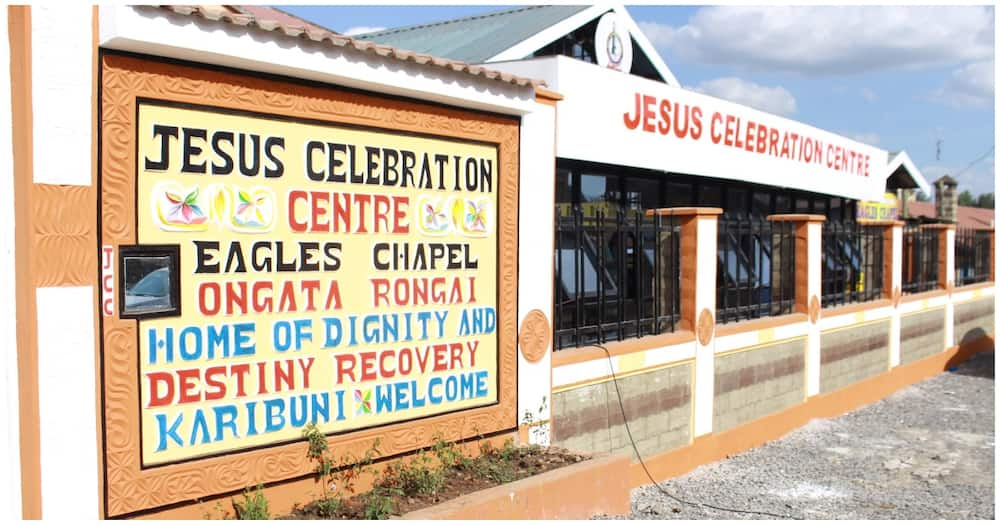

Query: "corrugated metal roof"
left=355, top=5, right=591, bottom=63
left=231, top=5, right=339, bottom=35
left=155, top=5, right=545, bottom=88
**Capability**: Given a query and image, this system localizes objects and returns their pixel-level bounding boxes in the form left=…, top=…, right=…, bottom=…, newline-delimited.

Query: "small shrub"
left=314, top=496, right=341, bottom=518
left=482, top=458, right=517, bottom=484
left=202, top=500, right=231, bottom=520
left=431, top=434, right=467, bottom=468
left=498, top=438, right=519, bottom=462
left=398, top=452, right=445, bottom=495
left=234, top=484, right=269, bottom=520
left=378, top=449, right=445, bottom=497
left=363, top=487, right=400, bottom=520
left=302, top=423, right=382, bottom=513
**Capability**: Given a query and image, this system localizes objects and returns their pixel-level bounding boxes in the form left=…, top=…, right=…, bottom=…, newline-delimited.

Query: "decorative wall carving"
left=99, top=53, right=520, bottom=517
left=519, top=309, right=551, bottom=363
left=697, top=308, right=714, bottom=346
left=808, top=295, right=821, bottom=324
left=31, top=184, right=96, bottom=286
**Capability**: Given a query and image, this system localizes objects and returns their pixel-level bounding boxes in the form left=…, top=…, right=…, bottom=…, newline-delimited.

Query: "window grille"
left=553, top=205, right=680, bottom=350
left=901, top=225, right=939, bottom=294
left=955, top=228, right=991, bottom=286
left=821, top=222, right=884, bottom=307
left=716, top=217, right=796, bottom=324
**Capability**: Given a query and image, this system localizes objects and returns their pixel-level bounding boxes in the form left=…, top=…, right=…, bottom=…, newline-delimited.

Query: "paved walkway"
left=607, top=351, right=995, bottom=520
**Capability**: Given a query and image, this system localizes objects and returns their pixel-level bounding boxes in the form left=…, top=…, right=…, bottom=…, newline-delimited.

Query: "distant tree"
left=958, top=190, right=975, bottom=206
left=915, top=190, right=931, bottom=202
left=975, top=192, right=994, bottom=209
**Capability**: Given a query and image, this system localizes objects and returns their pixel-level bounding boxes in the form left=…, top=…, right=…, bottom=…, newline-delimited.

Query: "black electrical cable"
left=594, top=343, right=804, bottom=520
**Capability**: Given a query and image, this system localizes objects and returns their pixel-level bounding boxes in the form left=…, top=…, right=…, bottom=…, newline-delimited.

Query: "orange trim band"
left=8, top=5, right=41, bottom=519
left=551, top=330, right=695, bottom=367
left=952, top=281, right=995, bottom=293
left=714, top=313, right=808, bottom=338
left=900, top=288, right=948, bottom=303
left=821, top=298, right=892, bottom=318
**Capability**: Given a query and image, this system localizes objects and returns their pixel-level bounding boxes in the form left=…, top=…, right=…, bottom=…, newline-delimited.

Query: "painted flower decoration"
left=164, top=187, right=206, bottom=225
left=234, top=190, right=267, bottom=227
left=423, top=202, right=449, bottom=232
left=465, top=200, right=488, bottom=232
left=354, top=389, right=372, bottom=416
left=452, top=198, right=490, bottom=236
left=416, top=196, right=451, bottom=236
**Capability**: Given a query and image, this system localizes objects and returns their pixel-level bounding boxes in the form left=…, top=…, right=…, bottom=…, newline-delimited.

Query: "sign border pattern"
left=99, top=52, right=520, bottom=517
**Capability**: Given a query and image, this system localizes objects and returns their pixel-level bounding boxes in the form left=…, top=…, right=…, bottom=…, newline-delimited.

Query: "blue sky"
left=281, top=4, right=996, bottom=197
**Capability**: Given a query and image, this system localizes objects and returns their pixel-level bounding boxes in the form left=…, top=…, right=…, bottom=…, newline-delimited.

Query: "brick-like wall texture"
left=552, top=363, right=692, bottom=459
left=954, top=298, right=994, bottom=346
left=820, top=320, right=889, bottom=394
left=713, top=339, right=805, bottom=433
left=900, top=308, right=946, bottom=364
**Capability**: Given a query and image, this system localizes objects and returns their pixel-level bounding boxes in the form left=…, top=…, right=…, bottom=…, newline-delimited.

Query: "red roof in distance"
left=907, top=201, right=995, bottom=230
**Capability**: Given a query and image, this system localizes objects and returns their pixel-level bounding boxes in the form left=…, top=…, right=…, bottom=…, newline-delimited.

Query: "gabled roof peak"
left=354, top=4, right=679, bottom=86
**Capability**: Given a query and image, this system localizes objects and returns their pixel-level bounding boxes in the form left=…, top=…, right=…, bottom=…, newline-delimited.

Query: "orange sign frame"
left=98, top=53, right=519, bottom=517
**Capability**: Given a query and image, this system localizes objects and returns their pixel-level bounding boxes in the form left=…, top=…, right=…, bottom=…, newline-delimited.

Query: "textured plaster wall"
left=553, top=363, right=692, bottom=459
left=713, top=339, right=805, bottom=433
left=820, top=321, right=889, bottom=394
left=900, top=309, right=946, bottom=364
left=953, top=299, right=994, bottom=346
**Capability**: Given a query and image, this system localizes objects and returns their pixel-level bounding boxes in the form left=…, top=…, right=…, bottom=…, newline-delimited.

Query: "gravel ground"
left=598, top=351, right=995, bottom=520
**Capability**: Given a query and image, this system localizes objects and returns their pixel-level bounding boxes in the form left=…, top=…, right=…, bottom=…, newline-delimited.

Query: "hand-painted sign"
left=136, top=102, right=499, bottom=465
left=102, top=245, right=115, bottom=317
left=857, top=192, right=899, bottom=221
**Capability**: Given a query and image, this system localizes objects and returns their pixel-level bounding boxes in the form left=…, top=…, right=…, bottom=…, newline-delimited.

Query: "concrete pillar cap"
left=766, top=214, right=826, bottom=223
left=645, top=207, right=723, bottom=217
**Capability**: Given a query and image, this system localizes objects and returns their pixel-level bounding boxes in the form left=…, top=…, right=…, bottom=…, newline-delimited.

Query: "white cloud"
left=692, top=77, right=797, bottom=116
left=929, top=60, right=995, bottom=109
left=639, top=6, right=994, bottom=75
left=860, top=88, right=877, bottom=102
left=343, top=26, right=386, bottom=36
left=848, top=132, right=880, bottom=146
left=921, top=158, right=996, bottom=196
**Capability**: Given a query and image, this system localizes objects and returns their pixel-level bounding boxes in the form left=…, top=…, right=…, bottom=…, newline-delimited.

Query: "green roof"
left=354, top=5, right=591, bottom=63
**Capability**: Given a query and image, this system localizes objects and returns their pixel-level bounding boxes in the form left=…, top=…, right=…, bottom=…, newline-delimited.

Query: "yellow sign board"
left=136, top=102, right=499, bottom=465
left=857, top=192, right=898, bottom=221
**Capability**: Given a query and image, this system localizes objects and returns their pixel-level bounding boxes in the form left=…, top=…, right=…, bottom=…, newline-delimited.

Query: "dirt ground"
left=607, top=351, right=995, bottom=520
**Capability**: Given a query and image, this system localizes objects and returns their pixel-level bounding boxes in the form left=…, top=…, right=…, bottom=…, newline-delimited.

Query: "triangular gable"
left=887, top=151, right=932, bottom=197
left=357, top=4, right=680, bottom=86
left=486, top=4, right=680, bottom=86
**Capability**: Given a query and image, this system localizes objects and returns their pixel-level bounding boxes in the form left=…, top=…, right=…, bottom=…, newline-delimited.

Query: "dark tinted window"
left=666, top=182, right=693, bottom=207
left=725, top=187, right=748, bottom=218
left=813, top=197, right=827, bottom=216
left=699, top=183, right=722, bottom=208
left=751, top=191, right=772, bottom=218
left=555, top=168, right=573, bottom=204
left=795, top=195, right=811, bottom=213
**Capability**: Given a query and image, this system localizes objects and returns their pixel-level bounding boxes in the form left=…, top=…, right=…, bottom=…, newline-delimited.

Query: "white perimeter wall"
left=31, top=4, right=100, bottom=520
left=517, top=103, right=557, bottom=444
